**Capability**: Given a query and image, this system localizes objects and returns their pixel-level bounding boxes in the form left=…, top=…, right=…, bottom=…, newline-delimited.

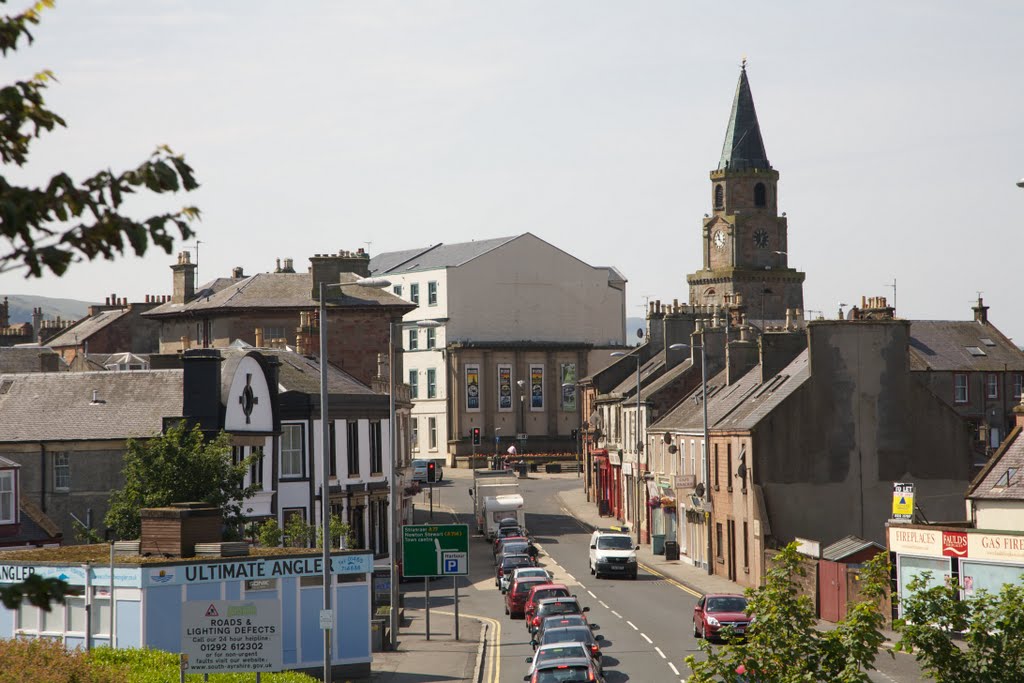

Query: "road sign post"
left=402, top=524, right=469, bottom=642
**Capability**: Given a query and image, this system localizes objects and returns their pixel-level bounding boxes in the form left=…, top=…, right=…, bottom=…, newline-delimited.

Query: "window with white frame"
left=0, top=471, right=13, bottom=523
left=428, top=417, right=437, bottom=450
left=409, top=369, right=419, bottom=398
left=280, top=424, right=305, bottom=478
left=427, top=281, right=438, bottom=306
left=954, top=373, right=969, bottom=404
left=987, top=374, right=999, bottom=399
left=53, top=452, right=70, bottom=491
left=411, top=418, right=419, bottom=452
left=250, top=446, right=265, bottom=489
left=410, top=283, right=420, bottom=305
left=427, top=368, right=437, bottom=398
left=426, top=328, right=436, bottom=349
left=393, top=284, right=402, bottom=297
left=408, top=329, right=419, bottom=350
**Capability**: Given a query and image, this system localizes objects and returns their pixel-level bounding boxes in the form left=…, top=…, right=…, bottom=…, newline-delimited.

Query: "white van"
left=588, top=527, right=638, bottom=579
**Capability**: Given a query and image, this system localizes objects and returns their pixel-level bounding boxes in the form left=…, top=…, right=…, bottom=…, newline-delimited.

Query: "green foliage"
left=104, top=423, right=257, bottom=540
left=284, top=513, right=354, bottom=550
left=0, top=643, right=318, bottom=683
left=316, top=513, right=354, bottom=550
left=894, top=574, right=1024, bottom=682
left=686, top=543, right=890, bottom=683
left=0, top=572, right=70, bottom=611
left=72, top=517, right=104, bottom=544
left=0, top=1, right=199, bottom=279
left=257, top=518, right=284, bottom=548
left=284, top=513, right=314, bottom=548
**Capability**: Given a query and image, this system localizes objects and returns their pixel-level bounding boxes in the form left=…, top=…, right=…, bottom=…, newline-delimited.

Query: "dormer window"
left=754, top=182, right=767, bottom=207
left=714, top=184, right=724, bottom=210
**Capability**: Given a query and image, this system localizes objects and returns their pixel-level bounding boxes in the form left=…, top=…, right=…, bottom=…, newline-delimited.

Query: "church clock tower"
left=687, top=62, right=805, bottom=328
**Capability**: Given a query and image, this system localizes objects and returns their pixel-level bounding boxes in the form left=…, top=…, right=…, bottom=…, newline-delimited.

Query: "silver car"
left=524, top=643, right=591, bottom=677
left=411, top=458, right=443, bottom=482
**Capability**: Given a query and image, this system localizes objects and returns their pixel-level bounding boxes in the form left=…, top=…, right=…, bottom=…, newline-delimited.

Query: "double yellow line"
left=437, top=610, right=502, bottom=683
left=638, top=562, right=701, bottom=598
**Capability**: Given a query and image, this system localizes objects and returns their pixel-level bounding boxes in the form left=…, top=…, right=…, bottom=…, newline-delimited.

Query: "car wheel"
left=505, top=604, right=509, bottom=615
left=693, top=619, right=701, bottom=638
left=589, top=562, right=595, bottom=575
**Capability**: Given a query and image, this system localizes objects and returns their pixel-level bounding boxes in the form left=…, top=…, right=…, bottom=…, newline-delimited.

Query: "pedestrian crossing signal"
left=427, top=461, right=437, bottom=483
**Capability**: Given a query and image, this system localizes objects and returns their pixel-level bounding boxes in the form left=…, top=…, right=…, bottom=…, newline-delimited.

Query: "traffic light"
left=571, top=429, right=578, bottom=441
left=472, top=427, right=481, bottom=445
left=427, top=461, right=437, bottom=483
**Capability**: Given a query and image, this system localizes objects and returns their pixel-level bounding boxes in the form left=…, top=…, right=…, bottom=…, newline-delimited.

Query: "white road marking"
left=587, top=590, right=597, bottom=599
left=577, top=582, right=586, bottom=590
left=598, top=600, right=609, bottom=609
left=565, top=573, right=575, bottom=581
left=610, top=610, right=621, bottom=618
left=641, top=633, right=653, bottom=643
left=655, top=646, right=666, bottom=659
left=669, top=662, right=679, bottom=676
left=626, top=620, right=638, bottom=630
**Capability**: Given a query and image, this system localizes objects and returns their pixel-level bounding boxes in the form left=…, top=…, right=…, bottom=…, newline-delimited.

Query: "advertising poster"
left=465, top=364, right=480, bottom=411
left=530, top=364, right=544, bottom=411
left=561, top=363, right=577, bottom=411
left=498, top=365, right=512, bottom=411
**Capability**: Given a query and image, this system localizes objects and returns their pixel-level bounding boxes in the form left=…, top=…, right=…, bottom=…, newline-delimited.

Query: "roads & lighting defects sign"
left=182, top=600, right=282, bottom=673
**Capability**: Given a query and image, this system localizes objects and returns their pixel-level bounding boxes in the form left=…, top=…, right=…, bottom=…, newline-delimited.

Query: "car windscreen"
left=515, top=580, right=546, bottom=594
left=536, top=645, right=587, bottom=664
left=502, top=556, right=531, bottom=569
left=597, top=535, right=634, bottom=550
left=538, top=602, right=582, bottom=618
left=707, top=597, right=748, bottom=613
left=502, top=542, right=528, bottom=554
left=531, top=588, right=569, bottom=603
left=540, top=627, right=590, bottom=647
left=412, top=460, right=428, bottom=467
left=535, top=665, right=591, bottom=683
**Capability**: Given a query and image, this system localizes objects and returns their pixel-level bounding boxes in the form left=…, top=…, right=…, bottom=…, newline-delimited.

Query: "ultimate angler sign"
left=147, top=555, right=372, bottom=587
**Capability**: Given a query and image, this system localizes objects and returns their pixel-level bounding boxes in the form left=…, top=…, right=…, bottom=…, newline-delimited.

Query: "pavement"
left=365, top=607, right=484, bottom=683
left=553, top=475, right=903, bottom=646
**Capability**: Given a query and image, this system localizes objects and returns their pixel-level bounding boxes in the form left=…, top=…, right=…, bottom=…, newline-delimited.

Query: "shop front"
left=649, top=478, right=676, bottom=555
left=608, top=451, right=623, bottom=520
left=593, top=451, right=611, bottom=516
left=888, top=524, right=1024, bottom=619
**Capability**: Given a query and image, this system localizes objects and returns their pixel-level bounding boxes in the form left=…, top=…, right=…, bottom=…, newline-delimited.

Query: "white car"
left=589, top=528, right=638, bottom=579
left=411, top=458, right=443, bottom=482
left=502, top=565, right=552, bottom=594
left=524, top=642, right=591, bottom=677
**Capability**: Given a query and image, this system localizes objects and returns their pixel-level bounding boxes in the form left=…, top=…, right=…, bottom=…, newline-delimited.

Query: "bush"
left=90, top=647, right=319, bottom=682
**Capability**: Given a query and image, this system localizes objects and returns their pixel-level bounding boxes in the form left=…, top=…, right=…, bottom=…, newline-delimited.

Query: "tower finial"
left=741, top=55, right=747, bottom=71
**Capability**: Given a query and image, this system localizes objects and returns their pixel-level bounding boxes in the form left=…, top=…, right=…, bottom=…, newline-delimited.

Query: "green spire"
left=718, top=60, right=770, bottom=171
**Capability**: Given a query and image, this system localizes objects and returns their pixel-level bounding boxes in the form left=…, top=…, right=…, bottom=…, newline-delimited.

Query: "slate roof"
left=245, top=348, right=377, bottom=396
left=0, top=370, right=183, bottom=442
left=641, top=358, right=695, bottom=398
left=144, top=272, right=410, bottom=318
left=967, top=423, right=1024, bottom=500
left=719, top=65, right=770, bottom=171
left=368, top=236, right=519, bottom=275
left=821, top=535, right=885, bottom=562
left=908, top=321, right=1024, bottom=372
left=649, top=350, right=809, bottom=433
left=0, top=347, right=66, bottom=373
left=609, top=353, right=666, bottom=398
left=45, top=308, right=128, bottom=347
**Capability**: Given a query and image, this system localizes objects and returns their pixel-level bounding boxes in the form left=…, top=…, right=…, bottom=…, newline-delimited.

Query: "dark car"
left=535, top=614, right=593, bottom=644
left=524, top=656, right=605, bottom=683
left=506, top=575, right=551, bottom=617
left=693, top=593, right=752, bottom=641
left=534, top=625, right=604, bottom=672
left=494, top=535, right=528, bottom=561
left=524, top=584, right=572, bottom=631
left=496, top=553, right=534, bottom=588
left=529, top=597, right=589, bottom=636
left=498, top=540, right=532, bottom=564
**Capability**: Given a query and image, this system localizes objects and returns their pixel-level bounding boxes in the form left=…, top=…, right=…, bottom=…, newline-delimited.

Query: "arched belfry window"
left=754, top=183, right=767, bottom=208
left=714, top=184, right=724, bottom=210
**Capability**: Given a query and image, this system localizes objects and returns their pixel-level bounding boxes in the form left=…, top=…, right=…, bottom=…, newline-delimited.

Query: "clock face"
left=713, top=230, right=727, bottom=250
left=754, top=229, right=769, bottom=249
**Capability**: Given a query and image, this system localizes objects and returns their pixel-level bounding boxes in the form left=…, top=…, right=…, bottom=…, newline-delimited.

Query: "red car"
left=523, top=583, right=571, bottom=633
left=505, top=575, right=550, bottom=617
left=692, top=593, right=752, bottom=641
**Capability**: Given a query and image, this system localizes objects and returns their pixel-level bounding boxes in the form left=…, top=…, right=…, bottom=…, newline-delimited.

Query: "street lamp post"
left=669, top=341, right=712, bottom=575
left=516, top=379, right=526, bottom=455
left=318, top=276, right=391, bottom=682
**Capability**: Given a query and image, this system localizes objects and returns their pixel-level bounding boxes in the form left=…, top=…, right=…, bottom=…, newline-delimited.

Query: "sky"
left=3, top=1, right=1024, bottom=342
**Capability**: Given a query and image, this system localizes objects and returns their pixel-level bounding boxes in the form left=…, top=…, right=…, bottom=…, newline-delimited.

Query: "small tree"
left=105, top=423, right=256, bottom=540
left=894, top=575, right=1024, bottom=682
left=256, top=519, right=284, bottom=548
left=284, top=513, right=313, bottom=548
left=686, top=543, right=890, bottom=683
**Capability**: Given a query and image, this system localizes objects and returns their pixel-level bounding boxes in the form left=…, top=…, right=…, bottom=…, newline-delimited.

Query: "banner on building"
left=498, top=365, right=512, bottom=412
left=530, top=364, right=544, bottom=411
left=892, top=482, right=915, bottom=521
left=465, top=364, right=480, bottom=412
left=561, top=363, right=577, bottom=411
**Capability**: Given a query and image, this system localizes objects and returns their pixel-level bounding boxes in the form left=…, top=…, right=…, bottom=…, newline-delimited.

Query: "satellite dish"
left=694, top=482, right=705, bottom=498
left=637, top=328, right=645, bottom=340
left=663, top=432, right=672, bottom=444
left=668, top=444, right=678, bottom=454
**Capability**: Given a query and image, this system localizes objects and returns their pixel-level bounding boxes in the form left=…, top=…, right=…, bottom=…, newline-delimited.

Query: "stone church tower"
left=687, top=63, right=805, bottom=328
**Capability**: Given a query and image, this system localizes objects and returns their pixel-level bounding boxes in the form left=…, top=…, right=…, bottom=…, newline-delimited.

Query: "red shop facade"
left=593, top=450, right=623, bottom=519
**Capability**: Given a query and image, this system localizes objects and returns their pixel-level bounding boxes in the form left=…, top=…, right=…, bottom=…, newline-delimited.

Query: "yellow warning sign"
left=892, top=482, right=914, bottom=519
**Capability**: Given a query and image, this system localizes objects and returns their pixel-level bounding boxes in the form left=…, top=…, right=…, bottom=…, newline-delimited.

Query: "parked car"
left=529, top=597, right=590, bottom=637
left=523, top=583, right=572, bottom=632
left=494, top=535, right=529, bottom=562
left=497, top=554, right=534, bottom=590
left=411, top=458, right=443, bottom=482
left=498, top=540, right=533, bottom=566
left=693, top=593, right=752, bottom=641
left=533, top=624, right=604, bottom=673
left=501, top=559, right=547, bottom=594
left=524, top=643, right=591, bottom=677
left=524, top=655, right=605, bottom=683
left=506, top=576, right=551, bottom=617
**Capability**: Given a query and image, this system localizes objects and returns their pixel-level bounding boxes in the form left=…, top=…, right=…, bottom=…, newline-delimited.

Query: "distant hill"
left=1, top=294, right=96, bottom=323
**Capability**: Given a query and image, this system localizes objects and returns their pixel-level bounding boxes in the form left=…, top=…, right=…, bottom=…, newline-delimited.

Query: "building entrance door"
left=727, top=519, right=737, bottom=581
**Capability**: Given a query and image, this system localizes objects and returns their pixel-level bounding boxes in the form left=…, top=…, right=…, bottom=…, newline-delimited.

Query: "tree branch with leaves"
left=0, top=0, right=199, bottom=279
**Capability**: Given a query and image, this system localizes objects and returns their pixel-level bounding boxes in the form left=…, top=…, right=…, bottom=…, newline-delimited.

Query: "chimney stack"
left=973, top=296, right=989, bottom=325
left=171, top=251, right=197, bottom=304
left=232, top=266, right=245, bottom=279
left=309, top=250, right=370, bottom=300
